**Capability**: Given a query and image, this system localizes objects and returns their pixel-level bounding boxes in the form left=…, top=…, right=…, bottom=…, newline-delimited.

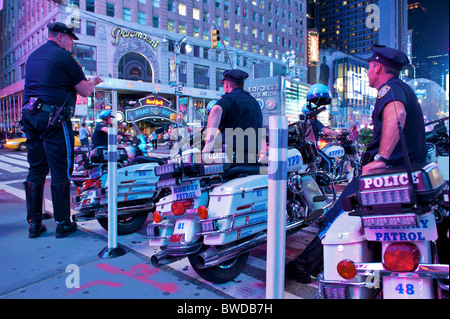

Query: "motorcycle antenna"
left=389, top=90, right=418, bottom=211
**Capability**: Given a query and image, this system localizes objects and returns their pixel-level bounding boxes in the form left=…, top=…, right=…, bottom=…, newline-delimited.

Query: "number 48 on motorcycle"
left=395, top=283, right=415, bottom=295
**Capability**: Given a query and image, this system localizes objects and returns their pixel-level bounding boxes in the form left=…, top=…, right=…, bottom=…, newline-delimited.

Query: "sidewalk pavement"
left=0, top=189, right=226, bottom=300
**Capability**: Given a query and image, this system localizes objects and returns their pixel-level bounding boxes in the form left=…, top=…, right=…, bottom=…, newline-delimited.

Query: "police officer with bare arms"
left=202, top=69, right=263, bottom=165
left=21, top=22, right=103, bottom=238
left=286, top=45, right=426, bottom=283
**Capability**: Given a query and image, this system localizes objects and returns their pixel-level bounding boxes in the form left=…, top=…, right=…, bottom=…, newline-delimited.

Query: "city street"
left=0, top=147, right=327, bottom=300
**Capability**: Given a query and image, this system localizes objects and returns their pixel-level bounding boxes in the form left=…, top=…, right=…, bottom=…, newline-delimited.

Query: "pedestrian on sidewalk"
left=21, top=22, right=103, bottom=239
left=151, top=130, right=158, bottom=150
left=79, top=122, right=90, bottom=147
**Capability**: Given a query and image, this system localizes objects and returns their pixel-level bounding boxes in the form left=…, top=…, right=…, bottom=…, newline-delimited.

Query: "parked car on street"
left=1, top=133, right=80, bottom=150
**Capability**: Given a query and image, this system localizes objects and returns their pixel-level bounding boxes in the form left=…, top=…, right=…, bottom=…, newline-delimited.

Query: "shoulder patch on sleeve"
left=71, top=53, right=83, bottom=68
left=377, top=85, right=390, bottom=99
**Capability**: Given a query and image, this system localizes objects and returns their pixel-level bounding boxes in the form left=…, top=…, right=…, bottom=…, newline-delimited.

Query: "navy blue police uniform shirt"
left=309, top=117, right=325, bottom=141
left=366, top=76, right=426, bottom=167
left=215, top=87, right=263, bottom=154
left=24, top=40, right=86, bottom=107
left=92, top=122, right=109, bottom=147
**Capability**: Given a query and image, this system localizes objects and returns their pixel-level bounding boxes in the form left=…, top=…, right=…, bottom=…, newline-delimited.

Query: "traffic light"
left=210, top=29, right=221, bottom=49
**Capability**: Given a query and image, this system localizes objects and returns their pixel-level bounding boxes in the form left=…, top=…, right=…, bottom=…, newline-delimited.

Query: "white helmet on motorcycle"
left=306, top=83, right=331, bottom=107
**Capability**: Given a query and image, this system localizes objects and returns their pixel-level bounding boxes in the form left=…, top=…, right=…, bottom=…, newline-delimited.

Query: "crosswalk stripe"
left=0, top=156, right=29, bottom=168
left=2, top=153, right=28, bottom=161
left=0, top=161, right=28, bottom=173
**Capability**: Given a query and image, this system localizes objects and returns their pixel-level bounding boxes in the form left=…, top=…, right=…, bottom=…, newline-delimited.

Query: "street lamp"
left=162, top=34, right=192, bottom=143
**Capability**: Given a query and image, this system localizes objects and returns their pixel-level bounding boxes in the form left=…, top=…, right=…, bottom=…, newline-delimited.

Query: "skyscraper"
left=317, top=0, right=408, bottom=58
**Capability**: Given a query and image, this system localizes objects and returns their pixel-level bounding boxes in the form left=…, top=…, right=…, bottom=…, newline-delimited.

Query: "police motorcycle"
left=147, top=95, right=336, bottom=284
left=317, top=114, right=449, bottom=299
left=120, top=122, right=151, bottom=159
left=301, top=83, right=361, bottom=184
left=71, top=145, right=91, bottom=187
left=318, top=130, right=361, bottom=183
left=71, top=120, right=167, bottom=235
left=71, top=120, right=150, bottom=186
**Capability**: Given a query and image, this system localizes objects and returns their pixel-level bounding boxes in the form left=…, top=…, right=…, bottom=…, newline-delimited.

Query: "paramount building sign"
left=111, top=26, right=159, bottom=50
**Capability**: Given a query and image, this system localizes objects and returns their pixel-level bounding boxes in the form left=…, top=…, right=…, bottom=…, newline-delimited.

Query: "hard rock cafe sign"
left=111, top=26, right=159, bottom=50
left=125, top=95, right=174, bottom=122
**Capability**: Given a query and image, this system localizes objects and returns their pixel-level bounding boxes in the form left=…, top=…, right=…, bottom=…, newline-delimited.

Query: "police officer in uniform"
left=21, top=22, right=103, bottom=238
left=202, top=69, right=263, bottom=164
left=286, top=45, right=427, bottom=283
left=91, top=110, right=113, bottom=148
left=363, top=44, right=426, bottom=171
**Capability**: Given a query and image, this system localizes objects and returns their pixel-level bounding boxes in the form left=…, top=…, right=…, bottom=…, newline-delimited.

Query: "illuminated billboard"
left=308, top=31, right=319, bottom=66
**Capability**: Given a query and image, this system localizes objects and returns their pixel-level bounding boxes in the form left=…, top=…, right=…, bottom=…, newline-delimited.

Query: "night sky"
left=410, top=0, right=449, bottom=55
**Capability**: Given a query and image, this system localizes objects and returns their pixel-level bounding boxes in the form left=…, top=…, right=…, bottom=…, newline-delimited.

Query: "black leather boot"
left=24, top=181, right=47, bottom=238
left=286, top=236, right=324, bottom=283
left=51, top=182, right=77, bottom=238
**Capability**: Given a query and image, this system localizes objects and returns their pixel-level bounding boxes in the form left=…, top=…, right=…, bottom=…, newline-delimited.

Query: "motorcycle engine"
left=287, top=173, right=308, bottom=220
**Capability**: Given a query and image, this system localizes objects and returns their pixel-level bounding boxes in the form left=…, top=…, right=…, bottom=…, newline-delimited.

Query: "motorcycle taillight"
left=197, top=205, right=209, bottom=219
left=337, top=259, right=357, bottom=280
left=83, top=178, right=98, bottom=189
left=153, top=211, right=162, bottom=223
left=171, top=199, right=193, bottom=216
left=383, top=243, right=420, bottom=272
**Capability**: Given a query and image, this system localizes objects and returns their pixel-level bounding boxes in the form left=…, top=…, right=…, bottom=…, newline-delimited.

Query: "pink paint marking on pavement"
left=97, top=263, right=179, bottom=294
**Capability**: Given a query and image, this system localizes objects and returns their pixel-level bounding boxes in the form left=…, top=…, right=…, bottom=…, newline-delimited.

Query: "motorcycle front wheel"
left=188, top=247, right=250, bottom=284
left=97, top=212, right=149, bottom=235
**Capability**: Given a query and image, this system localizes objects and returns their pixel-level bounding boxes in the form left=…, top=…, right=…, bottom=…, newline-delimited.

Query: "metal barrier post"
left=99, top=90, right=126, bottom=258
left=266, top=115, right=288, bottom=299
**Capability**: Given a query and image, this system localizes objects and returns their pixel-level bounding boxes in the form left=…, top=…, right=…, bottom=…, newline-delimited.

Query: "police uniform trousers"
left=291, top=178, right=359, bottom=276
left=21, top=109, right=74, bottom=225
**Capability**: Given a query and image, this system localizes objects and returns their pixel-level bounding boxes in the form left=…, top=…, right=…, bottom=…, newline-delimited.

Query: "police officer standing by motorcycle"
left=21, top=22, right=103, bottom=238
left=202, top=69, right=263, bottom=164
left=91, top=110, right=114, bottom=148
left=286, top=45, right=427, bottom=283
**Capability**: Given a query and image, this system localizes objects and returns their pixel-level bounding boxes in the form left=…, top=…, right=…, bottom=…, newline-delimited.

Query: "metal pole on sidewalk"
left=266, top=115, right=288, bottom=299
left=99, top=89, right=126, bottom=258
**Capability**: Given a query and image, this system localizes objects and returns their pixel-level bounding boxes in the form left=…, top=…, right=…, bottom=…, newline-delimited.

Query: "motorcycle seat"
left=130, top=156, right=166, bottom=165
left=222, top=164, right=263, bottom=180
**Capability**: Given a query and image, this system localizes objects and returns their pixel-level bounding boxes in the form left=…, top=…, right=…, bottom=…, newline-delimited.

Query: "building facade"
left=0, top=0, right=310, bottom=133
left=311, top=0, right=408, bottom=128
left=317, top=0, right=409, bottom=56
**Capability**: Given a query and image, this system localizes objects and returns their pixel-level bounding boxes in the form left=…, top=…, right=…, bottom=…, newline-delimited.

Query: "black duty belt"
left=23, top=102, right=55, bottom=113
left=23, top=102, right=74, bottom=118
